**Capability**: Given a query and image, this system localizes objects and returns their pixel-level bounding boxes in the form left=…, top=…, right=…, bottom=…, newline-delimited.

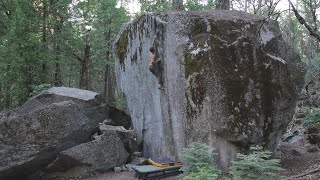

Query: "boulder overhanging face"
left=114, top=11, right=305, bottom=171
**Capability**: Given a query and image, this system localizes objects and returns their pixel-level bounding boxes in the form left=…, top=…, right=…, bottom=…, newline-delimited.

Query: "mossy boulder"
left=113, top=10, right=306, bottom=172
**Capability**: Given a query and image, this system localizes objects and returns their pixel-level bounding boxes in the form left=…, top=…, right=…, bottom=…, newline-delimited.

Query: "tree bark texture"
left=215, top=0, right=230, bottom=10
left=172, top=0, right=184, bottom=10
left=103, top=30, right=116, bottom=105
left=79, top=30, right=91, bottom=90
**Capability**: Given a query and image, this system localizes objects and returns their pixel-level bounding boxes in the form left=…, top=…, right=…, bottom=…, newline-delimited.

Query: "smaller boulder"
left=282, top=132, right=294, bottom=142
left=125, top=164, right=135, bottom=172
left=45, top=132, right=129, bottom=173
left=288, top=135, right=304, bottom=145
left=121, top=165, right=128, bottom=171
left=99, top=124, right=138, bottom=154
left=114, top=167, right=122, bottom=172
left=307, top=146, right=319, bottom=153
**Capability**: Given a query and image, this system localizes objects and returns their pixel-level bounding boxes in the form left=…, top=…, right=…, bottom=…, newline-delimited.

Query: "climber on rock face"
left=149, top=46, right=164, bottom=89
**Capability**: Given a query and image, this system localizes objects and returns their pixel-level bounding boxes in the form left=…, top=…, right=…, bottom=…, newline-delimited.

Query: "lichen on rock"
left=113, top=10, right=306, bottom=172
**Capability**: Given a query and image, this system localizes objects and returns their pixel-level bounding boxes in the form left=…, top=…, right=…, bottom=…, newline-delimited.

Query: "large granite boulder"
left=114, top=11, right=306, bottom=171
left=45, top=132, right=129, bottom=174
left=0, top=87, right=109, bottom=179
left=14, top=87, right=109, bottom=127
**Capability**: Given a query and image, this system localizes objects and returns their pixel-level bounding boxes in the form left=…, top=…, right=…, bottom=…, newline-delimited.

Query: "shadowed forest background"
left=0, top=0, right=319, bottom=112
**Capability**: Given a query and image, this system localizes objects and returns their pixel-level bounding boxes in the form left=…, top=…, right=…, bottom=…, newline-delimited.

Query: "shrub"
left=230, top=146, right=283, bottom=180
left=303, top=109, right=320, bottom=128
left=180, top=142, right=220, bottom=180
left=115, top=89, right=127, bottom=111
left=31, top=83, right=51, bottom=96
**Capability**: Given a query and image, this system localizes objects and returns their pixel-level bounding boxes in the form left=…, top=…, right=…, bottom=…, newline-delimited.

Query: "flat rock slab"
left=46, top=87, right=99, bottom=101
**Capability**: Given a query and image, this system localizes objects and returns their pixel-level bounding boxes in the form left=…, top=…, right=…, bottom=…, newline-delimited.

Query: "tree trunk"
left=79, top=30, right=91, bottom=90
left=3, top=65, right=11, bottom=111
left=42, top=0, right=47, bottom=75
left=52, top=1, right=63, bottom=86
left=257, top=0, right=263, bottom=15
left=103, top=29, right=116, bottom=105
left=244, top=0, right=248, bottom=12
left=40, top=0, right=49, bottom=83
left=53, top=26, right=62, bottom=86
left=172, top=0, right=184, bottom=10
left=215, top=0, right=230, bottom=10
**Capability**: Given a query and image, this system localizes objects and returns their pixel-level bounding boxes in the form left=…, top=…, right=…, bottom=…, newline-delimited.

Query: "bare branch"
left=73, top=52, right=83, bottom=63
left=288, top=0, right=320, bottom=42
left=286, top=167, right=320, bottom=179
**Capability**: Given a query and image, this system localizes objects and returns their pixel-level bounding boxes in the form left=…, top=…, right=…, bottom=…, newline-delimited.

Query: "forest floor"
left=83, top=107, right=320, bottom=180
left=82, top=143, right=320, bottom=180
left=278, top=142, right=320, bottom=180
left=82, top=171, right=178, bottom=180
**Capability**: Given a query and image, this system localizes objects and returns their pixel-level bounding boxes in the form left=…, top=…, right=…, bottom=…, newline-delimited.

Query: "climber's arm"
left=149, top=52, right=155, bottom=65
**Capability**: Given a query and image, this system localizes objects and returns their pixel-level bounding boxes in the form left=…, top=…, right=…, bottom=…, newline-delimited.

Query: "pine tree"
left=230, top=146, right=283, bottom=180
left=180, top=142, right=220, bottom=180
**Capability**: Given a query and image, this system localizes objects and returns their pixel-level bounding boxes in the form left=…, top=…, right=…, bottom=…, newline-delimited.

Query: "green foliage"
left=115, top=89, right=127, bottom=111
left=139, top=0, right=215, bottom=13
left=303, top=109, right=320, bottom=128
left=0, top=0, right=129, bottom=110
left=230, top=146, right=283, bottom=180
left=180, top=142, right=220, bottom=180
left=31, top=84, right=52, bottom=96
left=185, top=0, right=215, bottom=11
left=139, top=0, right=171, bottom=13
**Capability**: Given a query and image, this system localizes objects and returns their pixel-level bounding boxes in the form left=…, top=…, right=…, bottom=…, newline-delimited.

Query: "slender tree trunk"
left=42, top=0, right=48, bottom=80
left=216, top=0, right=230, bottom=10
left=257, top=0, right=263, bottom=15
left=79, top=30, right=91, bottom=90
left=172, top=0, right=184, bottom=10
left=4, top=85, right=11, bottom=111
left=103, top=29, right=110, bottom=101
left=52, top=1, right=63, bottom=86
left=244, top=0, right=248, bottom=12
left=3, top=65, right=11, bottom=111
left=22, top=65, right=33, bottom=105
left=53, top=26, right=62, bottom=86
left=103, top=29, right=116, bottom=105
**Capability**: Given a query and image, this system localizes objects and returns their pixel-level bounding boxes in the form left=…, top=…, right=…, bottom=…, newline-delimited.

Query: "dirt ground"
left=278, top=142, right=320, bottom=180
left=82, top=171, right=179, bottom=180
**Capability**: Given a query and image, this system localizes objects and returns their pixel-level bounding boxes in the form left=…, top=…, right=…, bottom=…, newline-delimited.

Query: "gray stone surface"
left=14, top=87, right=109, bottom=127
left=114, top=11, right=306, bottom=171
left=0, top=87, right=109, bottom=179
left=46, top=132, right=129, bottom=173
left=129, top=157, right=148, bottom=165
left=99, top=125, right=138, bottom=154
left=46, top=87, right=99, bottom=101
left=114, top=167, right=122, bottom=172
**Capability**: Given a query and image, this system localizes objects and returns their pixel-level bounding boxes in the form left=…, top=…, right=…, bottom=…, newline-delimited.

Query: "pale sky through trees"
left=124, top=0, right=292, bottom=14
